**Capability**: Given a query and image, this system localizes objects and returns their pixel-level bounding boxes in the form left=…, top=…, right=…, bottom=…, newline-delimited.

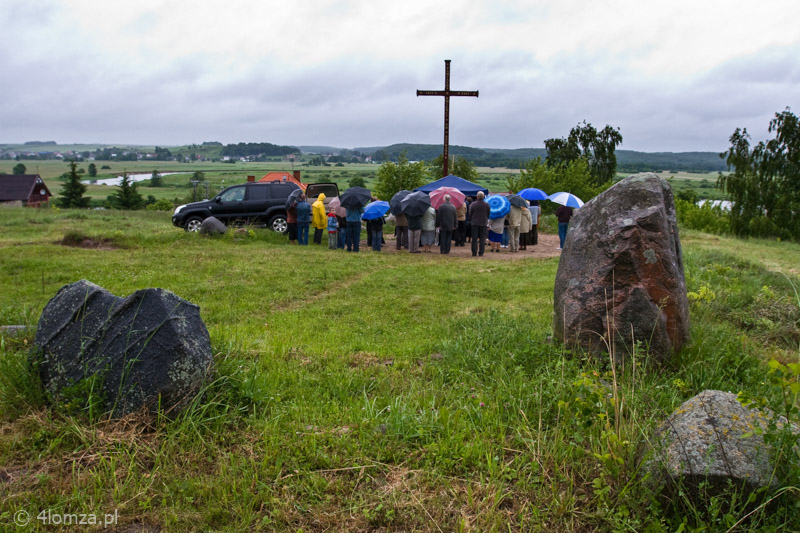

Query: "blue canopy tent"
left=414, top=175, right=489, bottom=197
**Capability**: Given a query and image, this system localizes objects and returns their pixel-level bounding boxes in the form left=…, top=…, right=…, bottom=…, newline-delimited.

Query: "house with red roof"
left=258, top=170, right=306, bottom=191
left=0, top=174, right=52, bottom=207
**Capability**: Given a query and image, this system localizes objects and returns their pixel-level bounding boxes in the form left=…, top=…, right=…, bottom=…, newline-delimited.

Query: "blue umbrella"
left=548, top=192, right=584, bottom=208
left=486, top=194, right=510, bottom=219
left=517, top=188, right=549, bottom=201
left=361, top=200, right=390, bottom=220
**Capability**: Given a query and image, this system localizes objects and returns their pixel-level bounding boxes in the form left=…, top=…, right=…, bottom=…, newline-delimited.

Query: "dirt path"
left=365, top=232, right=563, bottom=260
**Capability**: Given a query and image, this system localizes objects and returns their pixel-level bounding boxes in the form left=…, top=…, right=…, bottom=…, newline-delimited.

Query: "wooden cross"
left=417, top=60, right=479, bottom=177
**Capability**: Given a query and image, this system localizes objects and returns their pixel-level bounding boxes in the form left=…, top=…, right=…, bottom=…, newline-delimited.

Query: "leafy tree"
left=544, top=121, right=623, bottom=186
left=150, top=169, right=163, bottom=187
left=88, top=163, right=97, bottom=177
left=57, top=161, right=90, bottom=208
left=718, top=108, right=800, bottom=240
left=12, top=163, right=26, bottom=175
left=512, top=157, right=609, bottom=213
left=348, top=176, right=367, bottom=188
left=426, top=155, right=479, bottom=182
left=109, top=173, right=144, bottom=210
left=373, top=151, right=427, bottom=201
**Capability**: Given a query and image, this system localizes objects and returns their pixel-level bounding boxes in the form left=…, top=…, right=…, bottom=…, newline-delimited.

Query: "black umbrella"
left=507, top=194, right=528, bottom=208
left=339, top=186, right=372, bottom=209
left=400, top=191, right=432, bottom=217
left=390, top=190, right=411, bottom=215
left=285, top=188, right=302, bottom=209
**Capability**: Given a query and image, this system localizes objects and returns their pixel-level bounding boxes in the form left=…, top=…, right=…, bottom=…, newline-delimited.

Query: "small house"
left=0, top=174, right=52, bottom=207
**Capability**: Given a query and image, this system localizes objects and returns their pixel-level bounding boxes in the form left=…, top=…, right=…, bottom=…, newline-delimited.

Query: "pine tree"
left=58, top=161, right=90, bottom=208
left=150, top=169, right=163, bottom=187
left=109, top=173, right=144, bottom=210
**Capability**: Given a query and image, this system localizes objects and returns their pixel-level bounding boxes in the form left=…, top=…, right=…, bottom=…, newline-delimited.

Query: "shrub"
left=675, top=199, right=729, bottom=234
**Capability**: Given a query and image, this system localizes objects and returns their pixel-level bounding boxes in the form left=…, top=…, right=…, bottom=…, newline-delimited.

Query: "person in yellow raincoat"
left=311, top=192, right=327, bottom=245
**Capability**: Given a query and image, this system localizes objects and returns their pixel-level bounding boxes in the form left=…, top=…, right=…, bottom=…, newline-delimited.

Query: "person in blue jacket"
left=295, top=195, right=312, bottom=245
left=345, top=205, right=363, bottom=252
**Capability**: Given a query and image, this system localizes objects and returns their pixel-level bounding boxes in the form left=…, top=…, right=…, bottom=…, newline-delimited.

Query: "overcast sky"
left=2, top=0, right=799, bottom=152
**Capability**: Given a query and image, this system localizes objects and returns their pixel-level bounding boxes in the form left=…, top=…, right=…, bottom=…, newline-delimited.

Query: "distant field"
left=8, top=160, right=729, bottom=205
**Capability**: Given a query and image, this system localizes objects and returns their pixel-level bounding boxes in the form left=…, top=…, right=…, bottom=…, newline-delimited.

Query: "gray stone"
left=199, top=216, right=226, bottom=235
left=553, top=173, right=689, bottom=363
left=645, top=390, right=778, bottom=495
left=34, top=280, right=213, bottom=417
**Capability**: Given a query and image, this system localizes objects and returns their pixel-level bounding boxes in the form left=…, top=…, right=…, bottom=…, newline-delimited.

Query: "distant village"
left=0, top=142, right=373, bottom=165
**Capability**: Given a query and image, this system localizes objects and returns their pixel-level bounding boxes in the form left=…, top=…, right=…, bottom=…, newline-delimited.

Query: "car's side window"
left=271, top=185, right=293, bottom=198
left=247, top=186, right=269, bottom=201
left=220, top=186, right=245, bottom=203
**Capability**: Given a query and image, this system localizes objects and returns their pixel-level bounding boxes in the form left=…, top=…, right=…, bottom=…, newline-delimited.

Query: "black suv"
left=172, top=181, right=338, bottom=233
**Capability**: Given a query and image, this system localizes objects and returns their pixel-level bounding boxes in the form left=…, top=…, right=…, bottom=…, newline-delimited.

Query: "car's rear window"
left=307, top=184, right=339, bottom=198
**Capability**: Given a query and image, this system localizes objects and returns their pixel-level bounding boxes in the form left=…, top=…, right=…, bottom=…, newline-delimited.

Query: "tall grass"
left=0, top=207, right=798, bottom=531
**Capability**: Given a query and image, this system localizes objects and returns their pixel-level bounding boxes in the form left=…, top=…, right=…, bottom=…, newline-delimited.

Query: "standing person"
left=395, top=212, right=409, bottom=250
left=519, top=200, right=532, bottom=250
left=468, top=192, right=490, bottom=257
left=311, top=193, right=327, bottom=244
left=508, top=204, right=522, bottom=252
left=336, top=209, right=347, bottom=249
left=286, top=201, right=298, bottom=244
left=556, top=204, right=573, bottom=250
left=367, top=215, right=384, bottom=252
left=421, top=205, right=436, bottom=253
left=436, top=194, right=458, bottom=254
left=407, top=213, right=422, bottom=254
left=529, top=200, right=540, bottom=247
left=488, top=214, right=505, bottom=253
left=345, top=205, right=363, bottom=252
left=464, top=196, right=473, bottom=244
left=455, top=202, right=467, bottom=246
left=327, top=211, right=338, bottom=249
left=295, top=194, right=311, bottom=246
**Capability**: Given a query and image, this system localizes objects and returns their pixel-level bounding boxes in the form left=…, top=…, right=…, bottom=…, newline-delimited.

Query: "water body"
left=697, top=199, right=732, bottom=211
left=83, top=172, right=189, bottom=186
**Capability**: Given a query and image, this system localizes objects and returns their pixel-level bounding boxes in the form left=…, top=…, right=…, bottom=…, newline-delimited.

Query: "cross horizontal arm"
left=416, top=90, right=479, bottom=97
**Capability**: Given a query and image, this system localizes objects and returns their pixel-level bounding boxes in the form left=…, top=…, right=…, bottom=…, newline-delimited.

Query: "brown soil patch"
left=59, top=236, right=118, bottom=250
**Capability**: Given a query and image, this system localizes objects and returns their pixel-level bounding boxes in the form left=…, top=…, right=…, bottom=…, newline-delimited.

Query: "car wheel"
left=269, top=215, right=288, bottom=234
left=185, top=216, right=203, bottom=232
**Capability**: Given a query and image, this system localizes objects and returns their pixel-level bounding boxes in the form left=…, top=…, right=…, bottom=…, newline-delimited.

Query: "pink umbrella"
left=429, top=186, right=466, bottom=209
left=327, top=196, right=347, bottom=217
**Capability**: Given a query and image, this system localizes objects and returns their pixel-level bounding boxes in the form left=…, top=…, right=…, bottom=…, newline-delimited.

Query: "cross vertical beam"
left=417, top=60, right=479, bottom=177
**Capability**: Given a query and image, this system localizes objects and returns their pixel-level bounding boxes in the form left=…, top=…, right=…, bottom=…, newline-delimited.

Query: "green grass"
left=0, top=207, right=798, bottom=531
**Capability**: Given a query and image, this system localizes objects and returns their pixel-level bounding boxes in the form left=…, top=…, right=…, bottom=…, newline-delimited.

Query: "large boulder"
left=199, top=216, right=227, bottom=235
left=553, top=173, right=689, bottom=363
left=644, top=390, right=779, bottom=495
left=34, top=280, right=213, bottom=417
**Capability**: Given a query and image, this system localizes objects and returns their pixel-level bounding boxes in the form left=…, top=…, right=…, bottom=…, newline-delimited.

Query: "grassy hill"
left=0, top=207, right=798, bottom=531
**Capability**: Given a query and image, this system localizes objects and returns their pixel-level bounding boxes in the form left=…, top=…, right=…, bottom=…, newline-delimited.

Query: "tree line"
left=221, top=142, right=300, bottom=158
left=361, top=142, right=725, bottom=173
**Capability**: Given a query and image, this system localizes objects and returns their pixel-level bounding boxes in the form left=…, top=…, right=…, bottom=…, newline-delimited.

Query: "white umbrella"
left=548, top=192, right=584, bottom=208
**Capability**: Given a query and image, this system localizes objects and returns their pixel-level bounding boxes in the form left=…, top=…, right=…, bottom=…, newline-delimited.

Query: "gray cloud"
left=2, top=1, right=799, bottom=152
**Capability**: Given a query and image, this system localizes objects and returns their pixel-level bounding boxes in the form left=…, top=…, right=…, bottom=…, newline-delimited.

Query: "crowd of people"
left=285, top=190, right=573, bottom=255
